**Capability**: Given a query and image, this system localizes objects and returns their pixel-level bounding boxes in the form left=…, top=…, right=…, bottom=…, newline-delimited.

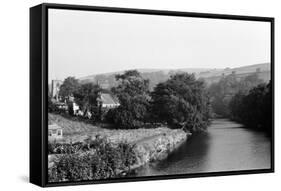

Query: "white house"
left=48, top=124, right=63, bottom=139
left=99, top=93, right=120, bottom=108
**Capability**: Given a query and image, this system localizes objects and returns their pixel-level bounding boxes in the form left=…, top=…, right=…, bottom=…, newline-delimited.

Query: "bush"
left=48, top=136, right=137, bottom=182
left=105, top=106, right=147, bottom=129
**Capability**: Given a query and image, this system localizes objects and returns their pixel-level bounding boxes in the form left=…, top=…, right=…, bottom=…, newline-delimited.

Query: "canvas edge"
left=30, top=4, right=45, bottom=187
left=29, top=3, right=275, bottom=187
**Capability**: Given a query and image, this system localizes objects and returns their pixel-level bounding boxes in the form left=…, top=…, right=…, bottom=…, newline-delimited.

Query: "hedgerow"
left=48, top=136, right=137, bottom=182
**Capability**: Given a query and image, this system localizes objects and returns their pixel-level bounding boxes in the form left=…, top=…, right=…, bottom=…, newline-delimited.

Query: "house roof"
left=100, top=93, right=119, bottom=105
left=48, top=124, right=62, bottom=130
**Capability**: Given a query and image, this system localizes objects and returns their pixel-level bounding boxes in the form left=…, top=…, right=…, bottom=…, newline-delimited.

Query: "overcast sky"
left=48, top=9, right=270, bottom=81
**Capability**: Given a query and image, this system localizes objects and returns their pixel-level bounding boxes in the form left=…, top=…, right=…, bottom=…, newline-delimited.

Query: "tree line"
left=208, top=73, right=263, bottom=117
left=208, top=72, right=272, bottom=133
left=49, top=70, right=211, bottom=132
left=229, top=81, right=272, bottom=133
left=49, top=69, right=272, bottom=133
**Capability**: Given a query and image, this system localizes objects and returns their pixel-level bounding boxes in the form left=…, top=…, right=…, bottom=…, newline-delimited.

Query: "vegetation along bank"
left=48, top=114, right=190, bottom=181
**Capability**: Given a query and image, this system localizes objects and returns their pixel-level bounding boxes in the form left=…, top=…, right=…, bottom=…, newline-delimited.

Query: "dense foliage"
left=74, top=83, right=101, bottom=119
left=52, top=77, right=102, bottom=119
left=106, top=70, right=151, bottom=129
left=208, top=73, right=263, bottom=117
left=229, top=81, right=272, bottom=133
left=48, top=136, right=137, bottom=182
left=59, top=77, right=80, bottom=99
left=52, top=71, right=216, bottom=131
left=151, top=73, right=211, bottom=132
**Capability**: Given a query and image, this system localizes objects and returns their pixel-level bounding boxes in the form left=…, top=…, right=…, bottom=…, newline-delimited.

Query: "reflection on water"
left=132, top=119, right=271, bottom=177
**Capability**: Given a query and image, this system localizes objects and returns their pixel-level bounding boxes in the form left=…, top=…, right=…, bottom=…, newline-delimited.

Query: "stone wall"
left=131, top=129, right=191, bottom=169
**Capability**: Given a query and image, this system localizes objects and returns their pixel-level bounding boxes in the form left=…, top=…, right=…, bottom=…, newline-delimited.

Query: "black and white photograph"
left=46, top=7, right=273, bottom=184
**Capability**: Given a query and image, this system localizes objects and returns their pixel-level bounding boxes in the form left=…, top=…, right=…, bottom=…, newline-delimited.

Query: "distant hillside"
left=79, top=63, right=270, bottom=90
left=196, top=63, right=270, bottom=78
left=197, top=63, right=270, bottom=84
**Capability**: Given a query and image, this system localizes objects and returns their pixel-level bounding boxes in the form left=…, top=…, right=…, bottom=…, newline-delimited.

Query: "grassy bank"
left=49, top=113, right=189, bottom=144
left=48, top=113, right=189, bottom=182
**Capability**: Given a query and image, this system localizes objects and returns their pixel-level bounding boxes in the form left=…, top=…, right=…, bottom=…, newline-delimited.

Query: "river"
left=131, top=118, right=271, bottom=176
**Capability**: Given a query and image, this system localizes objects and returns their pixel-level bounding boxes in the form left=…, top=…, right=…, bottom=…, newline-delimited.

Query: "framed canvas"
left=30, top=3, right=274, bottom=187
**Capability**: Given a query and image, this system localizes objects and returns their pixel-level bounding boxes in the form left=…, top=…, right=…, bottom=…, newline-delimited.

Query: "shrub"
left=48, top=136, right=137, bottom=182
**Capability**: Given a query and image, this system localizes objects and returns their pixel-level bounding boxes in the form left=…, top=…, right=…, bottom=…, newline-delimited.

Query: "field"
left=48, top=113, right=188, bottom=144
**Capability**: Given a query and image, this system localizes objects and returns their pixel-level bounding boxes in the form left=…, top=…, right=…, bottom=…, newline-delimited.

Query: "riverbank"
left=131, top=128, right=190, bottom=171
left=48, top=113, right=190, bottom=180
left=132, top=118, right=271, bottom=177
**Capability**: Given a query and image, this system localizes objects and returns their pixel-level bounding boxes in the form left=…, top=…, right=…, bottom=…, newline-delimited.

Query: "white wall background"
left=0, top=0, right=279, bottom=190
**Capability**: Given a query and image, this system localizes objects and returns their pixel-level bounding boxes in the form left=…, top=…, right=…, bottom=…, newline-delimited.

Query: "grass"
left=48, top=113, right=186, bottom=144
left=48, top=113, right=99, bottom=135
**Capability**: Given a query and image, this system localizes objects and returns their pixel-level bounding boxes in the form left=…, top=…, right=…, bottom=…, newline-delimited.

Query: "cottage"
left=48, top=124, right=63, bottom=139
left=54, top=102, right=68, bottom=110
left=99, top=93, right=120, bottom=108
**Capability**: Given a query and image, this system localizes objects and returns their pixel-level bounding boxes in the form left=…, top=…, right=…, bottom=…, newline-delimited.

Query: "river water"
left=132, top=118, right=271, bottom=176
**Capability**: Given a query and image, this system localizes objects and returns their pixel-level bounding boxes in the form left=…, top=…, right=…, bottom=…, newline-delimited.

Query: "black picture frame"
left=30, top=3, right=275, bottom=187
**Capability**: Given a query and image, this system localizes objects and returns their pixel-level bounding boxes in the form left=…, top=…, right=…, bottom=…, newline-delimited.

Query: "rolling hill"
left=79, top=63, right=271, bottom=90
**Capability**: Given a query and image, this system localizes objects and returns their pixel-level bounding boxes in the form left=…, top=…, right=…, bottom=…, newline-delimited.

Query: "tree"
left=208, top=74, right=238, bottom=117
left=74, top=83, right=101, bottom=119
left=59, top=77, right=80, bottom=99
left=151, top=73, right=211, bottom=132
left=108, top=70, right=150, bottom=129
left=229, top=81, right=272, bottom=133
left=228, top=91, right=245, bottom=121
left=237, top=73, right=263, bottom=93
left=208, top=73, right=264, bottom=117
